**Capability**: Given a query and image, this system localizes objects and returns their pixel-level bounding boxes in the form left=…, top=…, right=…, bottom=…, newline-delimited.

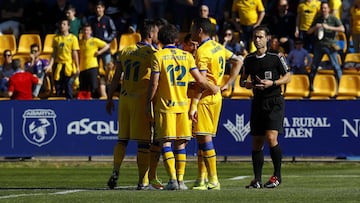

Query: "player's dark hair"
left=158, top=24, right=179, bottom=45
left=154, top=18, right=168, bottom=29
left=192, top=17, right=212, bottom=35
left=253, top=25, right=271, bottom=36
left=184, top=33, right=193, bottom=43
left=140, top=20, right=157, bottom=40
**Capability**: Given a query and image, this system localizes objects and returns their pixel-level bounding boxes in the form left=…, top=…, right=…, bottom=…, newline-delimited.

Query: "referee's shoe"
left=264, top=176, right=281, bottom=188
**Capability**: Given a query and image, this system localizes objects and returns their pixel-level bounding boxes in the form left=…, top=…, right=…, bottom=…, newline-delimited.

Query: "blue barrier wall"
left=0, top=99, right=359, bottom=157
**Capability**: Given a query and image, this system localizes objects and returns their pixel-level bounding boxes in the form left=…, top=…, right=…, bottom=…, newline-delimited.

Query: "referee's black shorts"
left=250, top=95, right=285, bottom=136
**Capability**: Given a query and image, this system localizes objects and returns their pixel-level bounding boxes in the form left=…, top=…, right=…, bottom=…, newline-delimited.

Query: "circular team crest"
left=22, top=109, right=57, bottom=147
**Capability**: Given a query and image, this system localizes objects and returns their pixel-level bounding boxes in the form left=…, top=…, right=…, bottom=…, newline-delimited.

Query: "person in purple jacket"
left=25, top=43, right=50, bottom=97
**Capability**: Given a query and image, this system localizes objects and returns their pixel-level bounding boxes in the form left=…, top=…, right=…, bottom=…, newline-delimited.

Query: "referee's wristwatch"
left=272, top=80, right=276, bottom=87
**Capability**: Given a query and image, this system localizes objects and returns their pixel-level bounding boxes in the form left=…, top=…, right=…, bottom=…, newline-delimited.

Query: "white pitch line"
left=52, top=190, right=85, bottom=195
left=0, top=193, right=43, bottom=199
left=0, top=189, right=87, bottom=200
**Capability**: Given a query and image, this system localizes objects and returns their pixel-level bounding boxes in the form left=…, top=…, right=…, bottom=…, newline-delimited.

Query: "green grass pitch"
left=0, top=158, right=360, bottom=203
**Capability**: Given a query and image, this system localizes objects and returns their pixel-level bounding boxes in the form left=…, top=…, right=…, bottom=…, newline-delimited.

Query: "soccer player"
left=46, top=18, right=80, bottom=99
left=106, top=20, right=162, bottom=190
left=189, top=18, right=243, bottom=190
left=240, top=25, right=291, bottom=189
left=147, top=24, right=220, bottom=190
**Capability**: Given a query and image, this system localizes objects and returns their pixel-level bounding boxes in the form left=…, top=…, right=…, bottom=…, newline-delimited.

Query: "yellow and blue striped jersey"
left=53, top=33, right=79, bottom=63
left=118, top=42, right=156, bottom=96
left=151, top=46, right=197, bottom=113
left=79, top=37, right=107, bottom=71
left=196, top=38, right=234, bottom=86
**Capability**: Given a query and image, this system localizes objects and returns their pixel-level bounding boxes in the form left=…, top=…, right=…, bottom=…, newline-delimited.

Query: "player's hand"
left=221, top=83, right=229, bottom=92
left=189, top=110, right=198, bottom=123
left=106, top=100, right=114, bottom=115
left=212, top=85, right=220, bottom=94
left=189, top=98, right=199, bottom=123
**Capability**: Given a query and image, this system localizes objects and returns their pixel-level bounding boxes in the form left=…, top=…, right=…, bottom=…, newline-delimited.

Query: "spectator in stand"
left=199, top=5, right=219, bottom=39
left=105, top=0, right=125, bottom=33
left=23, top=0, right=49, bottom=38
left=127, top=0, right=146, bottom=33
left=0, top=50, right=14, bottom=97
left=47, top=0, right=70, bottom=34
left=24, top=43, right=50, bottom=98
left=78, top=24, right=110, bottom=99
left=66, top=4, right=82, bottom=38
left=295, top=0, right=321, bottom=52
left=287, top=39, right=312, bottom=74
left=341, top=0, right=353, bottom=38
left=329, top=0, right=342, bottom=20
left=87, top=0, right=117, bottom=98
left=222, top=28, right=247, bottom=74
left=268, top=0, right=296, bottom=54
left=46, top=18, right=80, bottom=99
left=222, top=28, right=247, bottom=56
left=231, top=0, right=266, bottom=51
left=269, top=36, right=286, bottom=54
left=307, top=1, right=344, bottom=91
left=0, top=0, right=24, bottom=40
left=350, top=0, right=360, bottom=53
left=8, top=59, right=41, bottom=100
left=201, top=0, right=227, bottom=36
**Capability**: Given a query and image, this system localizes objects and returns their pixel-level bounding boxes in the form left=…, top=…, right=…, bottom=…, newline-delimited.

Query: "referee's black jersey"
left=243, top=52, right=289, bottom=98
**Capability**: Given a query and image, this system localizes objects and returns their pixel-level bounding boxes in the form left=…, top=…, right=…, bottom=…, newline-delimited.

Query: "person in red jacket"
left=8, top=59, right=41, bottom=100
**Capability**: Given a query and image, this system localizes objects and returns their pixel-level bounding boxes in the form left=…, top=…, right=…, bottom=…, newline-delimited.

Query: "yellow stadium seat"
left=284, top=74, right=310, bottom=99
left=110, top=37, right=118, bottom=55
left=0, top=34, right=16, bottom=55
left=43, top=34, right=56, bottom=54
left=221, top=74, right=232, bottom=98
left=342, top=53, right=360, bottom=74
left=310, top=74, right=337, bottom=99
left=317, top=53, right=342, bottom=75
left=17, top=34, right=42, bottom=54
left=231, top=75, right=253, bottom=99
left=119, top=33, right=141, bottom=51
left=336, top=75, right=360, bottom=100
left=47, top=97, right=67, bottom=100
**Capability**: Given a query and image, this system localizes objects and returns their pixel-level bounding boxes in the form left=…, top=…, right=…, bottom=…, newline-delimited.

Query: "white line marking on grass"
left=227, top=176, right=249, bottom=180
left=0, top=193, right=43, bottom=199
left=0, top=189, right=87, bottom=200
left=52, top=190, right=85, bottom=195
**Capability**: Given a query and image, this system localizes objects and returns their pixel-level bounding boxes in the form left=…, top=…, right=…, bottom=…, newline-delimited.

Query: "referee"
left=240, top=26, right=291, bottom=189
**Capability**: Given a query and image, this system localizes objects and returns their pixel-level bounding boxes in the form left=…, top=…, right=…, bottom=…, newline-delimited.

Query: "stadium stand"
left=110, top=37, right=118, bottom=55
left=0, top=34, right=17, bottom=55
left=342, top=53, right=360, bottom=74
left=283, top=74, right=310, bottom=99
left=336, top=74, right=360, bottom=100
left=17, top=34, right=42, bottom=55
left=310, top=74, right=337, bottom=99
left=42, top=34, right=55, bottom=54
left=118, top=33, right=141, bottom=51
